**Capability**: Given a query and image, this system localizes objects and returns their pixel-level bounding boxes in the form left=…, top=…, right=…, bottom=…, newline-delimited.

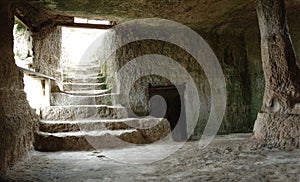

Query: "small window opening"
left=74, top=17, right=111, bottom=25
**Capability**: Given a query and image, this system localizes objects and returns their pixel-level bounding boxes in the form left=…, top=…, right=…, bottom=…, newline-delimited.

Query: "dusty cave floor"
left=6, top=133, right=300, bottom=182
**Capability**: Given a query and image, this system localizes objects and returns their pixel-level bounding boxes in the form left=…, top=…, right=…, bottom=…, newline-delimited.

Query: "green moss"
left=244, top=25, right=265, bottom=126
left=14, top=20, right=27, bottom=32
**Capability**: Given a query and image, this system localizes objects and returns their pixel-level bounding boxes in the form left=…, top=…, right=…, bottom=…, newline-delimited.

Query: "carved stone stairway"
left=34, top=63, right=170, bottom=151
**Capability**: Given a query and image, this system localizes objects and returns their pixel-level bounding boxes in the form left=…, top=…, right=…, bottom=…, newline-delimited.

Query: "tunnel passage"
left=149, top=85, right=187, bottom=141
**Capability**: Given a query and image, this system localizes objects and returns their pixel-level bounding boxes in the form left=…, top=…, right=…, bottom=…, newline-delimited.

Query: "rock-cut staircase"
left=34, top=61, right=170, bottom=151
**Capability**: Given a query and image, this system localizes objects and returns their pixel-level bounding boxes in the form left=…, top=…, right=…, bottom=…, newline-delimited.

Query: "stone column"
left=253, top=0, right=300, bottom=149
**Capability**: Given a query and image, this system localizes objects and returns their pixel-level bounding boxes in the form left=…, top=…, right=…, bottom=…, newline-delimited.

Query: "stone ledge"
left=41, top=105, right=128, bottom=120
left=34, top=129, right=145, bottom=151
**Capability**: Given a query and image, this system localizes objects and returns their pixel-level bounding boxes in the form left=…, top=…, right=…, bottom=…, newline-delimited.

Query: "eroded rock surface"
left=6, top=134, right=300, bottom=181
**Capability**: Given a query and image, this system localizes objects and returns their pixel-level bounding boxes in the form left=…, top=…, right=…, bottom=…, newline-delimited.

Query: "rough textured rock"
left=38, top=117, right=169, bottom=134
left=202, top=29, right=252, bottom=134
left=256, top=0, right=300, bottom=112
left=0, top=0, right=39, bottom=174
left=14, top=0, right=300, bottom=142
left=254, top=112, right=300, bottom=148
left=34, top=129, right=145, bottom=151
left=32, top=25, right=62, bottom=79
left=0, top=89, right=38, bottom=174
left=15, top=0, right=300, bottom=34
left=62, top=83, right=107, bottom=91
left=109, top=26, right=252, bottom=138
left=244, top=25, right=265, bottom=123
left=253, top=0, right=300, bottom=148
left=113, top=38, right=209, bottom=138
left=9, top=0, right=300, bottom=153
left=40, top=105, right=128, bottom=120
left=244, top=6, right=300, bottom=135
left=17, top=0, right=257, bottom=31
left=36, top=43, right=172, bottom=151
left=35, top=117, right=171, bottom=151
left=135, top=118, right=171, bottom=143
left=50, top=93, right=118, bottom=106
left=6, top=134, right=300, bottom=181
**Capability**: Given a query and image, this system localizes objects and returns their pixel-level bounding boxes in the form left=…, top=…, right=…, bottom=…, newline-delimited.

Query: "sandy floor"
left=5, top=133, right=300, bottom=182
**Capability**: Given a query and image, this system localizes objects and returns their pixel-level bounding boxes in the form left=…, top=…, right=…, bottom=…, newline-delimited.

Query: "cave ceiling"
left=16, top=0, right=300, bottom=31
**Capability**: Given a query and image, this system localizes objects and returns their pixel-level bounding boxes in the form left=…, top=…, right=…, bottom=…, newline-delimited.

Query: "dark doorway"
left=149, top=85, right=187, bottom=141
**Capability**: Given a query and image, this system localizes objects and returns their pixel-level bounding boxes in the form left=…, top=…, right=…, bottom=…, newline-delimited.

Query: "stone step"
left=63, top=66, right=101, bottom=72
left=34, top=129, right=145, bottom=151
left=63, top=89, right=111, bottom=96
left=39, top=117, right=170, bottom=133
left=63, top=67, right=99, bottom=72
left=62, top=82, right=107, bottom=91
left=40, top=105, right=127, bottom=120
left=62, top=62, right=100, bottom=68
left=34, top=117, right=171, bottom=151
left=63, top=72, right=101, bottom=77
left=63, top=76, right=105, bottom=83
left=50, top=93, right=118, bottom=106
left=63, top=73, right=101, bottom=78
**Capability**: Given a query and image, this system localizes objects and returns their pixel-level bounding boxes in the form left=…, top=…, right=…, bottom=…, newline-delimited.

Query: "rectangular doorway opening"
left=149, top=85, right=187, bottom=141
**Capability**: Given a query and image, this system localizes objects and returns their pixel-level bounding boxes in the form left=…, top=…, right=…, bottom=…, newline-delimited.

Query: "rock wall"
left=32, top=26, right=62, bottom=79
left=288, top=16, right=300, bottom=64
left=201, top=29, right=252, bottom=135
left=109, top=24, right=252, bottom=138
left=114, top=40, right=210, bottom=138
left=244, top=25, right=264, bottom=125
left=0, top=0, right=38, bottom=174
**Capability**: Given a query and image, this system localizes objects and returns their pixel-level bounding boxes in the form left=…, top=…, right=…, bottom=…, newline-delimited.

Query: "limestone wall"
left=32, top=26, right=62, bottom=79
left=244, top=25, right=264, bottom=125
left=114, top=40, right=209, bottom=138
left=108, top=24, right=252, bottom=138
left=202, top=29, right=252, bottom=135
left=289, top=17, right=300, bottom=64
left=0, top=0, right=38, bottom=174
left=104, top=12, right=300, bottom=139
